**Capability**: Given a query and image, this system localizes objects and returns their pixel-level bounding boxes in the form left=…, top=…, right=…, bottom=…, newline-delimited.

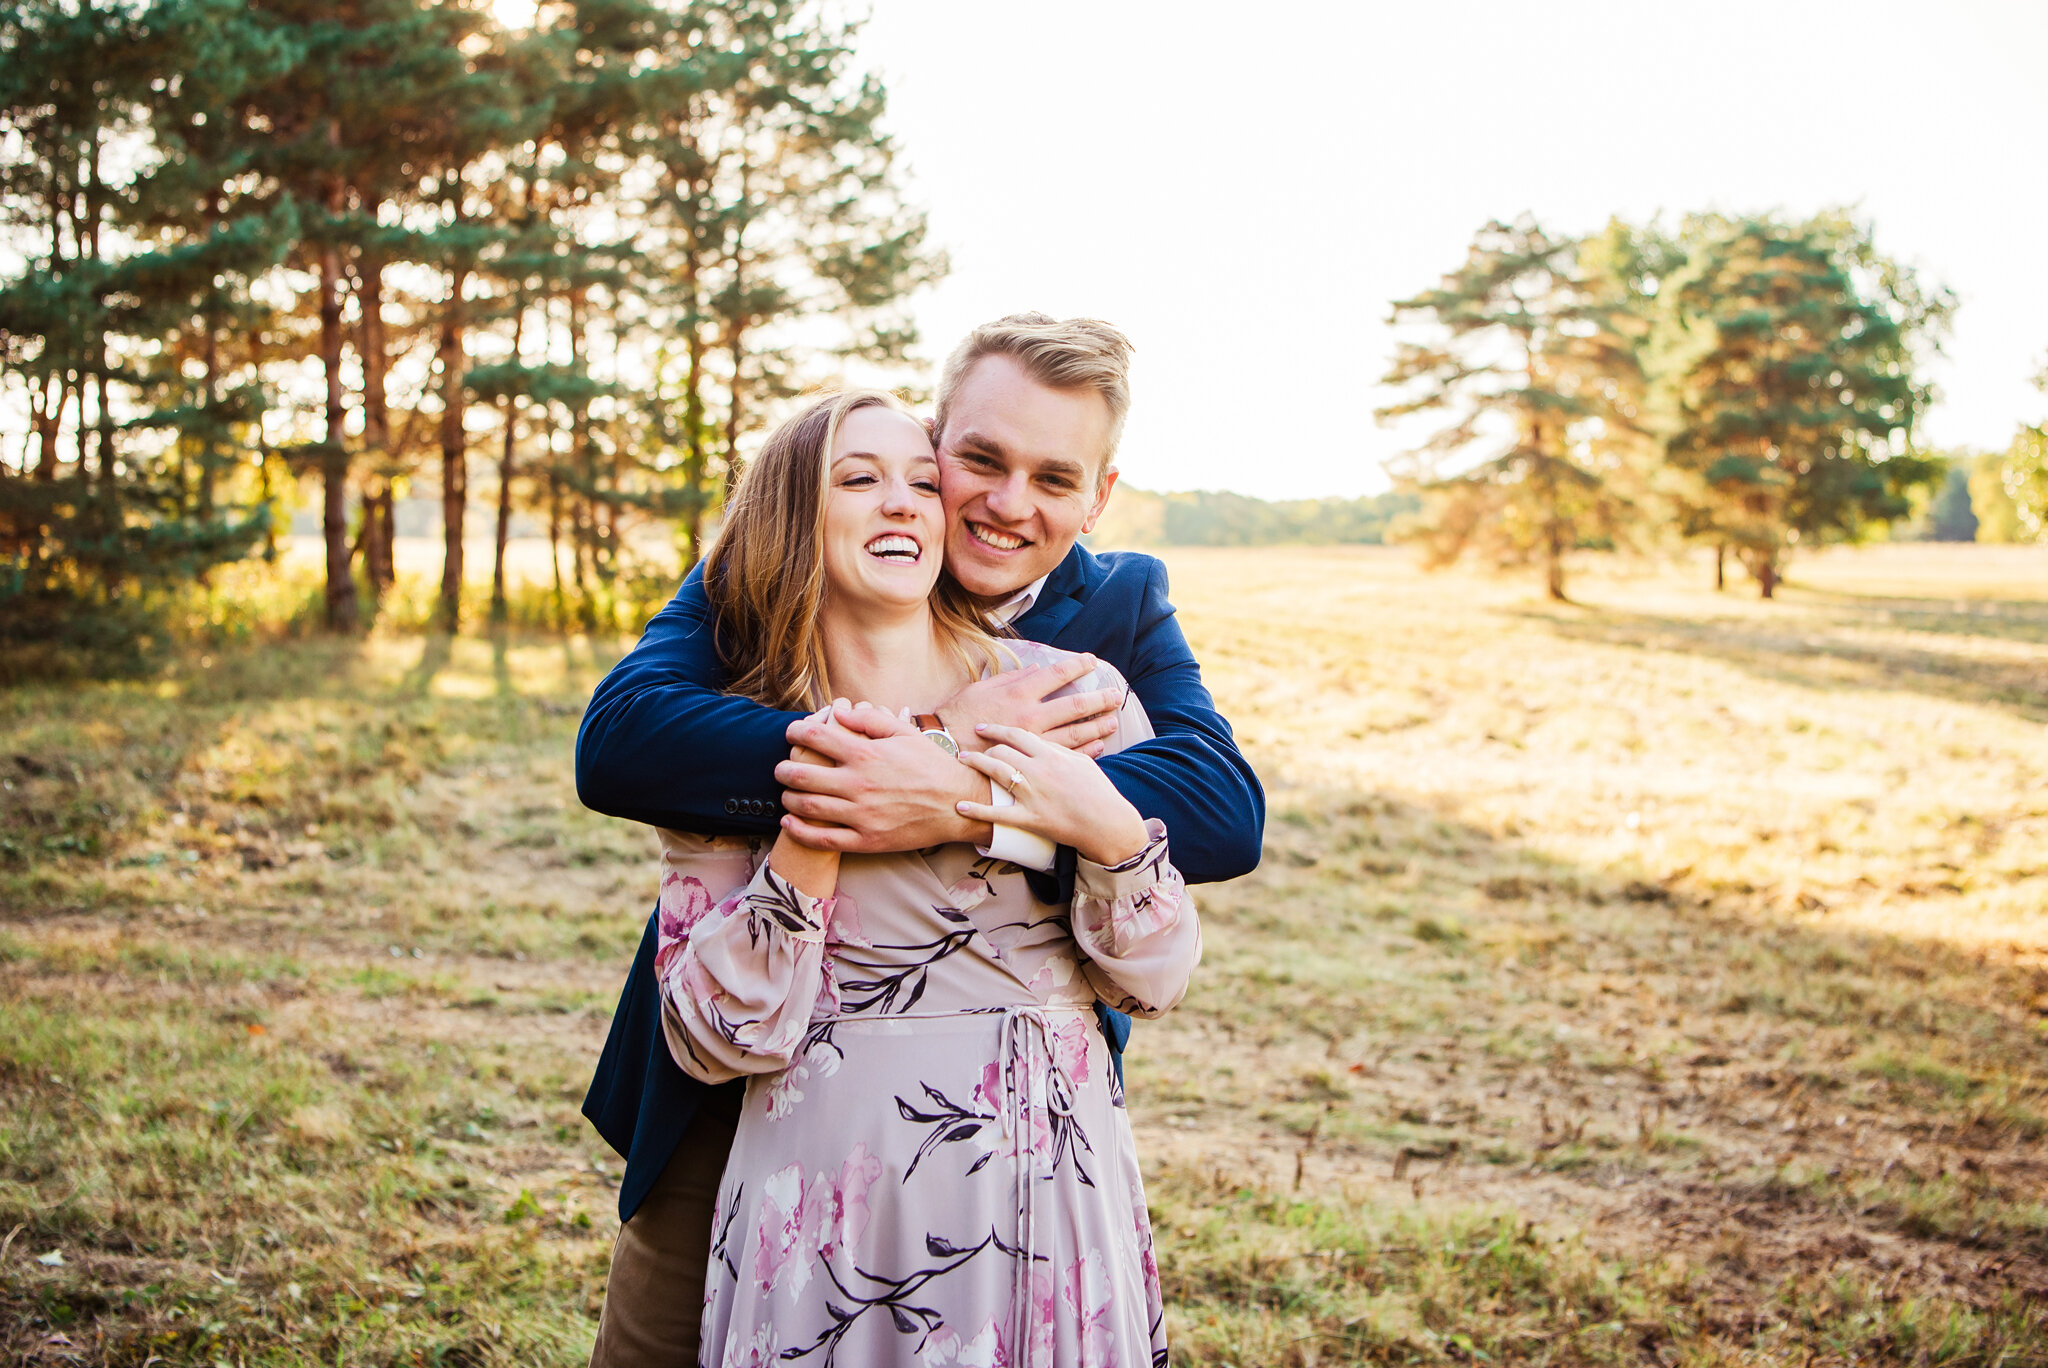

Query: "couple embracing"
left=575, top=315, right=1265, bottom=1367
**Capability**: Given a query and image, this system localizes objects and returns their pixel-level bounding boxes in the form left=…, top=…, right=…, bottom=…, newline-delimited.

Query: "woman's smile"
left=863, top=533, right=923, bottom=565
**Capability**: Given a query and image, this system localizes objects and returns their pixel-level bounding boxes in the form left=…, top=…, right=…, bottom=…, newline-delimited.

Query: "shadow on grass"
left=1514, top=595, right=2048, bottom=723
left=1159, top=786, right=2048, bottom=1359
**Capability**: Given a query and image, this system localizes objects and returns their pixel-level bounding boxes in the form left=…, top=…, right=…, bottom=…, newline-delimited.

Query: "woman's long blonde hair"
left=702, top=389, right=1008, bottom=711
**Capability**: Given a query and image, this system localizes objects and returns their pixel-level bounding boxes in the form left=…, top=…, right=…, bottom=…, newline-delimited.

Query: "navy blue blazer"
left=577, top=543, right=1264, bottom=1221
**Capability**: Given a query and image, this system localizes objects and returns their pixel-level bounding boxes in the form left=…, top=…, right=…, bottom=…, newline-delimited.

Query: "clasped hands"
left=774, top=655, right=1150, bottom=867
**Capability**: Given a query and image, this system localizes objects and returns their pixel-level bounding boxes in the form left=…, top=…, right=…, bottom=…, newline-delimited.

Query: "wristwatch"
left=914, top=713, right=959, bottom=756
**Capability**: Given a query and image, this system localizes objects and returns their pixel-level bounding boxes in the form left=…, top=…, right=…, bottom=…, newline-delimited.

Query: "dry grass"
left=4, top=543, right=2046, bottom=1365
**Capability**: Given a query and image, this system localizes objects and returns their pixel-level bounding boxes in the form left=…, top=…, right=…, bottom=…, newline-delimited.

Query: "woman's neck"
left=817, top=599, right=966, bottom=713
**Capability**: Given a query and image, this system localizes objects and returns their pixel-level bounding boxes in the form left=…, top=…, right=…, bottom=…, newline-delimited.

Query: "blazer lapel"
left=1010, top=545, right=1090, bottom=645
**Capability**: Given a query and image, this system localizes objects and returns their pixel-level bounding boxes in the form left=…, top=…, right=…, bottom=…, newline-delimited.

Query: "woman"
left=650, top=389, right=1198, bottom=1367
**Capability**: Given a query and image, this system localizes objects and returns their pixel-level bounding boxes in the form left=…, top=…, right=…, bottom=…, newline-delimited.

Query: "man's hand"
left=937, top=655, right=1121, bottom=757
left=777, top=702, right=992, bottom=852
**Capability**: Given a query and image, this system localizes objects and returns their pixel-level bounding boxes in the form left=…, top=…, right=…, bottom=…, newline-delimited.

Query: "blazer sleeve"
left=575, top=566, right=805, bottom=836
left=1094, top=558, right=1265, bottom=885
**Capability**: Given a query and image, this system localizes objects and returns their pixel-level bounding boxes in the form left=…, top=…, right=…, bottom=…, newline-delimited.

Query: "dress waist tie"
left=997, top=1005, right=1077, bottom=1368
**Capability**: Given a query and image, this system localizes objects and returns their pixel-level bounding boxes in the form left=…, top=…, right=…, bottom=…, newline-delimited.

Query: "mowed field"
left=3, top=543, right=2046, bottom=1365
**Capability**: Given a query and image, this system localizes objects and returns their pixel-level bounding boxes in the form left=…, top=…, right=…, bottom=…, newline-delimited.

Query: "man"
left=575, top=314, right=1264, bottom=1365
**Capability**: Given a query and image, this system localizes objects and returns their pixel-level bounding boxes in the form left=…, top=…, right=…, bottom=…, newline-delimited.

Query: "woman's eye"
left=914, top=480, right=941, bottom=494
left=841, top=474, right=877, bottom=488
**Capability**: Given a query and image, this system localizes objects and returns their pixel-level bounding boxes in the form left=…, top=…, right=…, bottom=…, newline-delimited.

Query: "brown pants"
left=589, top=1085, right=744, bottom=1368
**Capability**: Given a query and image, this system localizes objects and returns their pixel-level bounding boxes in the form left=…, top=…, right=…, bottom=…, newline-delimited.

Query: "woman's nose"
left=880, top=478, right=917, bottom=515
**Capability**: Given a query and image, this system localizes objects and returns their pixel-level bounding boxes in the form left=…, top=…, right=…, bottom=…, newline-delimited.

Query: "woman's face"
left=820, top=405, right=947, bottom=613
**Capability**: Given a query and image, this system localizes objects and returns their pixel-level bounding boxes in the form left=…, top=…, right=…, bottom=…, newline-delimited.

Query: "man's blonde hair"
left=933, top=313, right=1134, bottom=476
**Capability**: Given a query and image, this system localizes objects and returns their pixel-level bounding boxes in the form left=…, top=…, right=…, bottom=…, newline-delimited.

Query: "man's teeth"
left=971, top=523, right=1026, bottom=551
left=865, top=535, right=921, bottom=562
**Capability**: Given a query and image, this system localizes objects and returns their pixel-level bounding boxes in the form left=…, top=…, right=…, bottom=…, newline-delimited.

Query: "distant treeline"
left=1089, top=487, right=1419, bottom=549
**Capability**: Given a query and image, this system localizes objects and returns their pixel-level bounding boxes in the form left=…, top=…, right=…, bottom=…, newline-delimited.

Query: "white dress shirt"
left=978, top=572, right=1061, bottom=872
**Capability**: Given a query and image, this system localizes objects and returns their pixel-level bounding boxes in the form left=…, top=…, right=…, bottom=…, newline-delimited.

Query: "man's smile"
left=966, top=520, right=1029, bottom=552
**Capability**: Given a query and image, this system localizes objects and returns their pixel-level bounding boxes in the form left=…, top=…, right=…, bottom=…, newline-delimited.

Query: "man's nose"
left=982, top=473, right=1030, bottom=522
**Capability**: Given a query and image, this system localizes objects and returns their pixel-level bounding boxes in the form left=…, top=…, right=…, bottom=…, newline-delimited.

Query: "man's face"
left=936, top=354, right=1119, bottom=598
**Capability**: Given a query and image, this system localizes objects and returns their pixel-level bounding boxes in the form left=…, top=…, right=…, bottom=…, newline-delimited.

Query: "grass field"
left=4, top=543, right=2046, bottom=1365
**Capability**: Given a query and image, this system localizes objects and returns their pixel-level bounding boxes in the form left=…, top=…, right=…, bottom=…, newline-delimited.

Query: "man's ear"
left=1080, top=466, right=1119, bottom=535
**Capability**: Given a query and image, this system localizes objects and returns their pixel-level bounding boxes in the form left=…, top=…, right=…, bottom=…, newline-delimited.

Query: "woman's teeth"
left=865, top=535, right=921, bottom=563
left=970, top=522, right=1025, bottom=551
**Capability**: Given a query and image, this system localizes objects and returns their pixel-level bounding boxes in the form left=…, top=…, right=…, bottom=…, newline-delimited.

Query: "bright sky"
left=854, top=0, right=2048, bottom=499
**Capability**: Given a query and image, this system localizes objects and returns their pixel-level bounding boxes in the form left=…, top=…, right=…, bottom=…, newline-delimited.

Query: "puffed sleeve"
left=1070, top=818, right=1199, bottom=1018
left=654, top=846, right=835, bottom=1083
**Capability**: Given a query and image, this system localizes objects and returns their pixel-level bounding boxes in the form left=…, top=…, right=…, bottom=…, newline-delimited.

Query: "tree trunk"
left=1714, top=541, right=1726, bottom=591
left=437, top=266, right=470, bottom=633
left=568, top=285, right=595, bottom=626
left=359, top=245, right=395, bottom=596
left=492, top=308, right=524, bottom=624
left=547, top=469, right=565, bottom=630
left=682, top=263, right=707, bottom=568
left=1757, top=556, right=1777, bottom=600
left=30, top=377, right=67, bottom=479
left=198, top=320, right=219, bottom=518
left=317, top=141, right=357, bottom=632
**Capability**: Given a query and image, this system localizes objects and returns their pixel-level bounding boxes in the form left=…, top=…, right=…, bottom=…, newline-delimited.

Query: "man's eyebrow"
left=950, top=432, right=1087, bottom=481
left=949, top=430, right=1007, bottom=459
left=1033, top=457, right=1089, bottom=482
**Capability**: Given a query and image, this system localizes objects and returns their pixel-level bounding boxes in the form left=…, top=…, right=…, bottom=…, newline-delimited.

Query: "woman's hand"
left=954, top=722, right=1150, bottom=867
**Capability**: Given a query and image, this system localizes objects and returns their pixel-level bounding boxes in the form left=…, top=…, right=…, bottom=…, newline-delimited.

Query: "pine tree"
left=1668, top=214, right=1950, bottom=596
left=1377, top=215, right=1647, bottom=602
left=0, top=0, right=283, bottom=657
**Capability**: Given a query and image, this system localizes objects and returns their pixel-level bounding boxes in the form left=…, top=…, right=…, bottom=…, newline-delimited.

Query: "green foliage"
left=1377, top=215, right=1649, bottom=602
left=1, top=0, right=945, bottom=661
left=2001, top=423, right=2048, bottom=542
left=1666, top=213, right=1952, bottom=595
left=0, top=0, right=289, bottom=662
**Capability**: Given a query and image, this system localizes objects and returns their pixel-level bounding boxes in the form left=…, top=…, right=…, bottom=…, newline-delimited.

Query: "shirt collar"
left=992, top=573, right=1051, bottom=627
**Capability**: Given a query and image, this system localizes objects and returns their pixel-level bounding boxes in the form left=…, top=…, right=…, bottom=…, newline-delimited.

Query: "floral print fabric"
left=652, top=650, right=1198, bottom=1367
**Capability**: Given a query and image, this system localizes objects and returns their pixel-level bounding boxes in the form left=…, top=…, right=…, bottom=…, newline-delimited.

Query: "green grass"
left=6, top=544, right=2048, bottom=1363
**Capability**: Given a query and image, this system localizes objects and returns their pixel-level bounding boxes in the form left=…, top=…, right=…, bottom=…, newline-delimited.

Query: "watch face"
left=922, top=729, right=960, bottom=757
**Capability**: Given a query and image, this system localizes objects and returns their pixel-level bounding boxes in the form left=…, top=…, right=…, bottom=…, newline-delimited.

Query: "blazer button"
left=724, top=798, right=738, bottom=814
left=750, top=799, right=766, bottom=815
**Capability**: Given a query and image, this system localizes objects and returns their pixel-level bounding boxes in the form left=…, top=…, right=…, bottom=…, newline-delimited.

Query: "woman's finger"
left=958, top=749, right=1034, bottom=796
left=956, top=750, right=1006, bottom=782
left=1003, top=727, right=1059, bottom=759
left=956, top=798, right=1046, bottom=830
left=974, top=722, right=1043, bottom=753
left=981, top=742, right=1032, bottom=771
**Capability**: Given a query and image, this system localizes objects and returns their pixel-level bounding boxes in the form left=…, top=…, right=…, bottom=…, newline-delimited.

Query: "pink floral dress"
left=653, top=652, right=1198, bottom=1368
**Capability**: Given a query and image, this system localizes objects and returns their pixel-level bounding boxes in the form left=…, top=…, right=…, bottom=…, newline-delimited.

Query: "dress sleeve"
left=1070, top=818, right=1199, bottom=1019
left=654, top=852, right=834, bottom=1083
